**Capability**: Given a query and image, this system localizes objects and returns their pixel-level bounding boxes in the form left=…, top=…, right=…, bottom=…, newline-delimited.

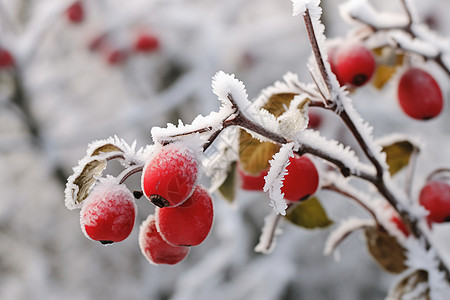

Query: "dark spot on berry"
left=444, top=216, right=450, bottom=222
left=352, top=74, right=368, bottom=86
left=133, top=191, right=143, bottom=199
left=150, top=194, right=170, bottom=207
left=100, top=240, right=114, bottom=245
left=299, top=194, right=311, bottom=201
left=422, top=116, right=433, bottom=121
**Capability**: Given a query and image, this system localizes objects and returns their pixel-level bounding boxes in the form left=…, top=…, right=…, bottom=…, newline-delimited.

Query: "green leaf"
left=285, top=197, right=333, bottom=229
left=218, top=161, right=237, bottom=203
left=382, top=140, right=417, bottom=175
left=364, top=227, right=407, bottom=274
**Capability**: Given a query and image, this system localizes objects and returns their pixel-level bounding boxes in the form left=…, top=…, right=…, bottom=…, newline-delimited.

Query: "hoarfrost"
left=277, top=94, right=309, bottom=140
left=324, top=217, right=375, bottom=256
left=263, top=142, right=295, bottom=215
left=404, top=238, right=450, bottom=299
left=254, top=212, right=283, bottom=254
left=295, top=129, right=376, bottom=177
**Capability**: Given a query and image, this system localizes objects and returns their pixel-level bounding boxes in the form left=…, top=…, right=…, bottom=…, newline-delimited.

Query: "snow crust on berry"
left=404, top=238, right=450, bottom=299
left=263, top=142, right=295, bottom=215
left=80, top=179, right=136, bottom=242
left=295, top=129, right=376, bottom=177
left=202, top=127, right=240, bottom=193
left=323, top=217, right=375, bottom=256
left=339, top=0, right=408, bottom=29
left=254, top=212, right=283, bottom=254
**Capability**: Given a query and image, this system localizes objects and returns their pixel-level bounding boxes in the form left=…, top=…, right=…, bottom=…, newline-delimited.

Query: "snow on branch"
left=263, top=142, right=295, bottom=215
left=254, top=212, right=283, bottom=254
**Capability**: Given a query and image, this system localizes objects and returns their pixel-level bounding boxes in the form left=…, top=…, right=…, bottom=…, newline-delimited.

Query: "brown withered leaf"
left=90, top=143, right=124, bottom=156
left=382, top=140, right=417, bottom=176
left=388, top=270, right=430, bottom=300
left=285, top=197, right=333, bottom=229
left=71, top=159, right=107, bottom=206
left=239, top=130, right=279, bottom=175
left=364, top=227, right=408, bottom=274
left=262, top=93, right=298, bottom=117
left=218, top=161, right=237, bottom=203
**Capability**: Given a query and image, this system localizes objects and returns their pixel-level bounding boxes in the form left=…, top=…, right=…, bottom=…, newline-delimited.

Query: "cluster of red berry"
left=239, top=154, right=319, bottom=202
left=79, top=142, right=213, bottom=265
left=328, top=42, right=444, bottom=121
left=65, top=1, right=160, bottom=66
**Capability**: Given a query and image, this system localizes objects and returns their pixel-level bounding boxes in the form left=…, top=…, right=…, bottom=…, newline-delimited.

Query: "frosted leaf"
left=376, top=133, right=421, bottom=151
left=202, top=127, right=240, bottom=193
left=65, top=136, right=144, bottom=210
left=263, top=143, right=295, bottom=215
left=324, top=217, right=375, bottom=256
left=211, top=71, right=248, bottom=111
left=404, top=238, right=450, bottom=298
left=277, top=94, right=309, bottom=140
left=254, top=212, right=283, bottom=254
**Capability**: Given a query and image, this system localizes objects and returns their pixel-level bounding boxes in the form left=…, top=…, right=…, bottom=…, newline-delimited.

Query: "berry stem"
left=118, top=164, right=144, bottom=184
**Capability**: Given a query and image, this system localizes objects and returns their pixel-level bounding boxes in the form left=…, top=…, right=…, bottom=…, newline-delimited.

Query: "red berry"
left=397, top=68, right=443, bottom=120
left=282, top=155, right=319, bottom=202
left=80, top=181, right=136, bottom=244
left=105, top=48, right=128, bottom=65
left=134, top=33, right=159, bottom=53
left=239, top=167, right=268, bottom=191
left=307, top=110, right=322, bottom=129
left=66, top=2, right=84, bottom=24
left=419, top=181, right=450, bottom=224
left=139, top=214, right=189, bottom=265
left=0, top=48, right=14, bottom=69
left=334, top=42, right=376, bottom=86
left=142, top=143, right=199, bottom=208
left=156, top=185, right=213, bottom=246
left=328, top=47, right=344, bottom=85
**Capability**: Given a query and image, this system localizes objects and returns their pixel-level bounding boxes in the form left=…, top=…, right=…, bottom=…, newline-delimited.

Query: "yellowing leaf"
left=372, top=47, right=404, bottom=90
left=239, top=130, right=279, bottom=175
left=263, top=93, right=298, bottom=117
left=372, top=65, right=397, bottom=90
left=382, top=140, right=417, bottom=175
left=71, top=159, right=107, bottom=206
left=364, top=227, right=407, bottom=274
left=285, top=197, right=333, bottom=229
left=218, top=161, right=237, bottom=203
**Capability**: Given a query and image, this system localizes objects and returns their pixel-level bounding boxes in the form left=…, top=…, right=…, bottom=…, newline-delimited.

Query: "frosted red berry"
left=282, top=155, right=319, bottom=202
left=0, top=48, right=14, bottom=69
left=80, top=181, right=136, bottom=244
left=134, top=33, right=159, bottom=53
left=142, top=143, right=199, bottom=208
left=328, top=46, right=344, bottom=85
left=139, top=214, right=189, bottom=265
left=334, top=42, right=376, bottom=86
left=156, top=185, right=213, bottom=246
left=239, top=167, right=268, bottom=191
left=397, top=68, right=443, bottom=120
left=419, top=180, right=450, bottom=224
left=66, top=2, right=84, bottom=24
